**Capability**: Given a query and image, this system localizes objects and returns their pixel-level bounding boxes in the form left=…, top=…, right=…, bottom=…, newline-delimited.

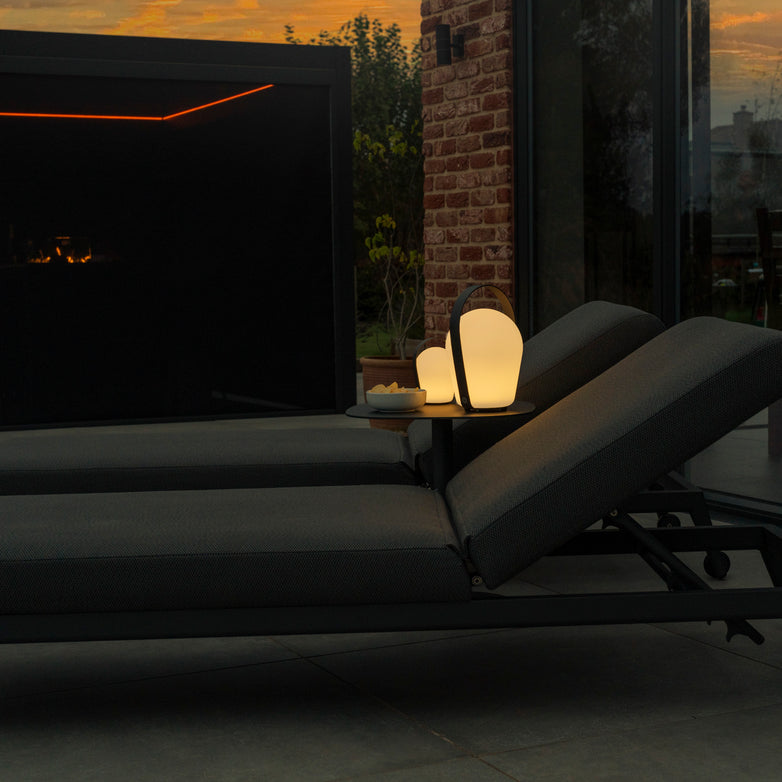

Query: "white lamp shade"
left=415, top=346, right=455, bottom=404
left=447, top=308, right=523, bottom=410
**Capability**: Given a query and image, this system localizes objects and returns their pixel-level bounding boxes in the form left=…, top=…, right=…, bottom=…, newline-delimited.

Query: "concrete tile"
left=347, top=756, right=519, bottom=781
left=653, top=618, right=782, bottom=668
left=0, top=657, right=460, bottom=782
left=275, top=629, right=506, bottom=659
left=488, top=702, right=782, bottom=782
left=315, top=625, right=782, bottom=754
left=0, top=636, right=297, bottom=699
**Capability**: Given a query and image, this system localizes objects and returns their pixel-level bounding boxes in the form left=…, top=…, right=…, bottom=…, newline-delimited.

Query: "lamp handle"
left=449, top=284, right=516, bottom=411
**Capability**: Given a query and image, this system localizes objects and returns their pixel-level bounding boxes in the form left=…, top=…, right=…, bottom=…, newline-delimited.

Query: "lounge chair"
left=2, top=317, right=781, bottom=646
left=0, top=301, right=663, bottom=494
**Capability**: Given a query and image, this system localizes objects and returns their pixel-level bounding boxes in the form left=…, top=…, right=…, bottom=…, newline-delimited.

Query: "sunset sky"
left=710, top=1, right=782, bottom=126
left=0, top=1, right=421, bottom=47
left=2, top=1, right=780, bottom=128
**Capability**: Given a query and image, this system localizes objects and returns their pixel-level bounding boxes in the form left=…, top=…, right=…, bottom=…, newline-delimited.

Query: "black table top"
left=346, top=400, right=534, bottom=421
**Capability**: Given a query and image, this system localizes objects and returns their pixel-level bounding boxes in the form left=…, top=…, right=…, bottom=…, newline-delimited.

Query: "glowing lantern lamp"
left=446, top=284, right=523, bottom=412
left=414, top=341, right=455, bottom=404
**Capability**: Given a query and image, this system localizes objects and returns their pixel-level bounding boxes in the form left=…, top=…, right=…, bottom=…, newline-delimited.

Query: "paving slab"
left=487, top=702, right=782, bottom=782
left=0, top=656, right=460, bottom=782
left=314, top=624, right=782, bottom=755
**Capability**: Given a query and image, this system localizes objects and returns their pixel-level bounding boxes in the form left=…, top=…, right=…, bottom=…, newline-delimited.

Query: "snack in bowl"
left=366, top=384, right=427, bottom=412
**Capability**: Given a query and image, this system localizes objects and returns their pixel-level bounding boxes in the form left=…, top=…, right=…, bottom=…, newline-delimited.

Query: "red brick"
left=435, top=281, right=459, bottom=298
left=496, top=148, right=513, bottom=166
left=447, top=227, right=471, bottom=243
left=424, top=262, right=448, bottom=279
left=469, top=151, right=495, bottom=169
left=458, top=208, right=484, bottom=224
left=444, top=81, right=469, bottom=100
left=482, top=92, right=511, bottom=111
left=424, top=227, right=446, bottom=244
left=495, top=109, right=512, bottom=129
left=446, top=155, right=469, bottom=171
left=434, top=174, right=457, bottom=190
left=424, top=158, right=446, bottom=174
left=497, top=187, right=512, bottom=203
left=486, top=245, right=513, bottom=261
left=447, top=263, right=472, bottom=279
left=447, top=8, right=469, bottom=25
left=456, top=97, right=482, bottom=116
left=426, top=297, right=449, bottom=315
left=496, top=225, right=512, bottom=242
left=484, top=206, right=511, bottom=224
left=471, top=189, right=496, bottom=206
left=496, top=31, right=512, bottom=50
left=445, top=118, right=469, bottom=136
left=446, top=191, right=470, bottom=208
left=470, top=263, right=497, bottom=280
left=464, top=38, right=493, bottom=58
left=495, top=71, right=513, bottom=89
left=456, top=171, right=482, bottom=189
left=470, top=76, right=495, bottom=94
left=471, top=227, right=496, bottom=242
left=424, top=175, right=434, bottom=192
left=434, top=138, right=457, bottom=156
left=432, top=66, right=456, bottom=85
left=435, top=210, right=459, bottom=227
left=480, top=13, right=511, bottom=34
left=460, top=246, right=484, bottom=261
left=482, top=130, right=511, bottom=148
left=434, top=103, right=457, bottom=121
left=434, top=246, right=458, bottom=262
left=454, top=59, right=481, bottom=79
left=423, top=122, right=444, bottom=140
left=468, top=114, right=494, bottom=132
left=456, top=134, right=482, bottom=153
left=420, top=17, right=440, bottom=36
left=422, top=87, right=444, bottom=105
left=469, top=0, right=493, bottom=21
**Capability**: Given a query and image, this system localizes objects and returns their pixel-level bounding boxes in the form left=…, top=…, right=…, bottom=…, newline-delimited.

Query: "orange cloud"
left=711, top=12, right=770, bottom=30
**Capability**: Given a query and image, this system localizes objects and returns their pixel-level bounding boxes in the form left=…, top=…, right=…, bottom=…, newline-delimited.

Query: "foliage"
left=364, top=214, right=423, bottom=359
left=285, top=15, right=424, bottom=353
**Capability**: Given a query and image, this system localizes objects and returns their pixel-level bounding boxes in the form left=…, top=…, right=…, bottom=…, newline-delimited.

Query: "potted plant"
left=359, top=213, right=424, bottom=427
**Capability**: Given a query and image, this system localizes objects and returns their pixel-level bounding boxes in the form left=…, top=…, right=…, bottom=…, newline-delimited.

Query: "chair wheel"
left=657, top=513, right=681, bottom=528
left=704, top=550, right=731, bottom=580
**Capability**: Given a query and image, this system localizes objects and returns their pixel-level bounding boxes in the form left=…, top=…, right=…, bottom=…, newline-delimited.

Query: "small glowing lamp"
left=446, top=284, right=523, bottom=412
left=415, top=342, right=455, bottom=404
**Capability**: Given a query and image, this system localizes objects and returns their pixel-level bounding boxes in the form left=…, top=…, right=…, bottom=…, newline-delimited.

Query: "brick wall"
left=420, top=0, right=514, bottom=340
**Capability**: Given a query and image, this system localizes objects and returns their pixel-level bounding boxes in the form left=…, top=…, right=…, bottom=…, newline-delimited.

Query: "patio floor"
left=2, top=401, right=781, bottom=781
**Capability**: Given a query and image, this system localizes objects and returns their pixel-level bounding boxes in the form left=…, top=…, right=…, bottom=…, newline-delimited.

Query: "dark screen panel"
left=0, top=72, right=339, bottom=424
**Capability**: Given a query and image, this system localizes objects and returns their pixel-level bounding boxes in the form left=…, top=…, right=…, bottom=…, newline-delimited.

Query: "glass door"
left=684, top=0, right=782, bottom=513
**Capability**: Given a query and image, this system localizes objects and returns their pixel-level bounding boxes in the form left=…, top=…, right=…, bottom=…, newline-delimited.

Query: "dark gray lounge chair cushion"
left=447, top=317, right=782, bottom=588
left=409, top=301, right=664, bottom=483
left=0, top=422, right=416, bottom=494
left=0, top=485, right=469, bottom=614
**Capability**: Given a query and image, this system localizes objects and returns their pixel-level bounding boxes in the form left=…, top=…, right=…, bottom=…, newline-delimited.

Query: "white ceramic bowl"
left=366, top=389, right=427, bottom=412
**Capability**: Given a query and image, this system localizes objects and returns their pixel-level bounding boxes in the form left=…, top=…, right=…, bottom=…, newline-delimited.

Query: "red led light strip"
left=0, top=84, right=274, bottom=121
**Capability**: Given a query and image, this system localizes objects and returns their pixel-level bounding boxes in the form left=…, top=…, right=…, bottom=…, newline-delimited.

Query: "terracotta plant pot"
left=359, top=355, right=419, bottom=431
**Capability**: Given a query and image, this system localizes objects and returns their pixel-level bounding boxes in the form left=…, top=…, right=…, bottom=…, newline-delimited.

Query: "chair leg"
left=619, top=473, right=731, bottom=579
left=605, top=510, right=764, bottom=645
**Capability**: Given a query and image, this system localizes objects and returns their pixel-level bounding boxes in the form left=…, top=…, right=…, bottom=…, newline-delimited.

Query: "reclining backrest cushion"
left=446, top=317, right=782, bottom=588
left=409, top=301, right=664, bottom=482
